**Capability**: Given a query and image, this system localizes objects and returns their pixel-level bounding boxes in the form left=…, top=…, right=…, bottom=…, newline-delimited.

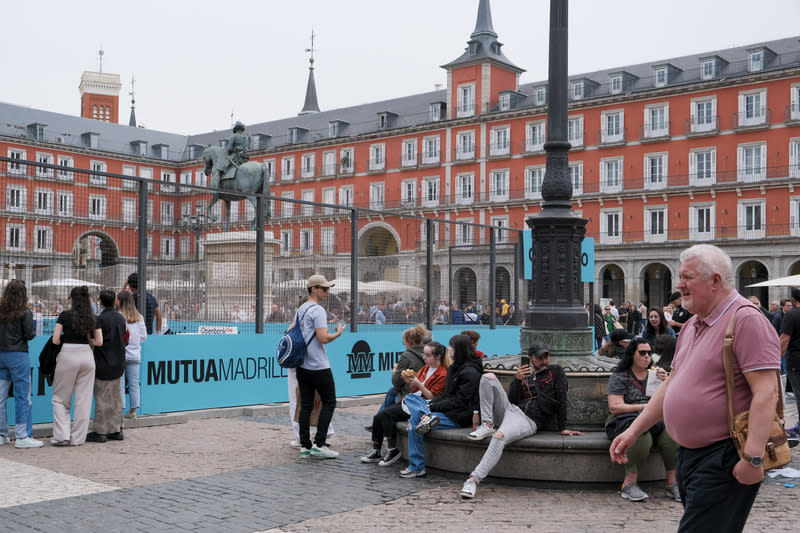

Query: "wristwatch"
left=741, top=452, right=763, bottom=467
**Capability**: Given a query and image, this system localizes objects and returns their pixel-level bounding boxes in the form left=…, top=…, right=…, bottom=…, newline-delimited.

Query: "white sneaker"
left=289, top=440, right=302, bottom=449
left=15, top=437, right=44, bottom=449
left=468, top=424, right=494, bottom=440
left=0, top=435, right=9, bottom=445
left=460, top=478, right=477, bottom=498
left=310, top=445, right=339, bottom=459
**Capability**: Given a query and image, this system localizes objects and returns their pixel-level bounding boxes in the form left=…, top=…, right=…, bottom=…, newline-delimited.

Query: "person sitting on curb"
left=361, top=341, right=449, bottom=467
left=459, top=341, right=583, bottom=499
left=400, top=334, right=483, bottom=478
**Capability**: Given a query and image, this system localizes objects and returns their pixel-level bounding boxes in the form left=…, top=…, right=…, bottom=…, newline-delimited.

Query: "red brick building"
left=2, top=0, right=800, bottom=307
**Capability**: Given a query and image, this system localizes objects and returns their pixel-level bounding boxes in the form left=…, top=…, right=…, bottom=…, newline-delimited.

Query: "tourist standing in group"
left=459, top=341, right=582, bottom=499
left=86, top=289, right=126, bottom=443
left=0, top=280, right=40, bottom=448
left=593, top=304, right=607, bottom=352
left=125, top=273, right=162, bottom=336
left=779, top=287, right=800, bottom=438
left=611, top=244, right=780, bottom=532
left=295, top=275, right=345, bottom=459
left=401, top=334, right=483, bottom=478
left=52, top=286, right=102, bottom=446
left=667, top=291, right=693, bottom=336
left=626, top=302, right=642, bottom=337
left=117, top=290, right=147, bottom=419
left=642, top=306, right=674, bottom=346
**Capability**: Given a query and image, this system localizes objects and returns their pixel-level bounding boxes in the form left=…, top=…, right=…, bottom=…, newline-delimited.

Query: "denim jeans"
left=0, top=351, right=32, bottom=439
left=120, top=361, right=141, bottom=410
left=403, top=393, right=461, bottom=473
left=377, top=387, right=398, bottom=414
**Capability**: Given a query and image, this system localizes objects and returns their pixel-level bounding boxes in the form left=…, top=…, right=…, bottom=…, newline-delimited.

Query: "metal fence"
left=0, top=156, right=526, bottom=334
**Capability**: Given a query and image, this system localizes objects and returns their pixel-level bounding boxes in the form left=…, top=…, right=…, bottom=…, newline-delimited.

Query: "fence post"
left=489, top=227, right=496, bottom=330
left=136, top=178, right=148, bottom=314
left=448, top=244, right=453, bottom=324
left=426, top=219, right=434, bottom=330
left=350, top=208, right=359, bottom=333
left=255, top=196, right=265, bottom=334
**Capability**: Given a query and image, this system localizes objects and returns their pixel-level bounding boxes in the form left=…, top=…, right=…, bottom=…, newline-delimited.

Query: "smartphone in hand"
left=521, top=355, right=530, bottom=367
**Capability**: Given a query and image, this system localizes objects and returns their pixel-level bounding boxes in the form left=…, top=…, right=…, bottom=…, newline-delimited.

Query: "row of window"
left=599, top=197, right=800, bottom=244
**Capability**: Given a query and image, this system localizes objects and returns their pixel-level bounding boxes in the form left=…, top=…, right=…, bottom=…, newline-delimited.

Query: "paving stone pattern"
left=0, top=400, right=797, bottom=532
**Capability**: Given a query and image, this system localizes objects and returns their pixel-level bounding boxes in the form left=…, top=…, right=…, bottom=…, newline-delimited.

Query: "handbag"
left=723, top=305, right=791, bottom=470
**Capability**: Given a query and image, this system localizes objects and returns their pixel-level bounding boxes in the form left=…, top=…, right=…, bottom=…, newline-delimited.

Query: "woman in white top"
left=117, top=291, right=147, bottom=419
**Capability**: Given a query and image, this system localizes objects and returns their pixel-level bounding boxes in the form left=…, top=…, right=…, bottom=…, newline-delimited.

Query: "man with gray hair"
left=610, top=244, right=780, bottom=532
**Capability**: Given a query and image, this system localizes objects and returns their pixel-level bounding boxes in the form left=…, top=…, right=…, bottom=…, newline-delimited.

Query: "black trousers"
left=296, top=367, right=336, bottom=449
left=676, top=439, right=761, bottom=533
left=371, top=401, right=410, bottom=449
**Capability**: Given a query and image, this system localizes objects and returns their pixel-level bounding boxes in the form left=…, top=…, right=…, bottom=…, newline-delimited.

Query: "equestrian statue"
left=204, top=121, right=270, bottom=230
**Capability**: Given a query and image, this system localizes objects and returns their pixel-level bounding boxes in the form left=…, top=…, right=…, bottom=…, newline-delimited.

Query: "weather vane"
left=98, top=48, right=104, bottom=72
left=305, top=30, right=316, bottom=65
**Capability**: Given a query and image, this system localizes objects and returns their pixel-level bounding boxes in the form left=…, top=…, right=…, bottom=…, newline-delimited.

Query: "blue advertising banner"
left=18, top=325, right=523, bottom=424
left=581, top=237, right=595, bottom=283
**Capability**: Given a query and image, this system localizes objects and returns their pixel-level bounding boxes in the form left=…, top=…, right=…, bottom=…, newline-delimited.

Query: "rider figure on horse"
left=211, top=121, right=251, bottom=188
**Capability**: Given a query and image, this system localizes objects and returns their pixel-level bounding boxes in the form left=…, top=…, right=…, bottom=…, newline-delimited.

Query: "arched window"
left=92, top=105, right=98, bottom=119
left=105, top=106, right=111, bottom=121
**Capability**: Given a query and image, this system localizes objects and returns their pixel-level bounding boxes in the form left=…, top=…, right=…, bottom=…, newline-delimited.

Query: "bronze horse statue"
left=203, top=146, right=270, bottom=230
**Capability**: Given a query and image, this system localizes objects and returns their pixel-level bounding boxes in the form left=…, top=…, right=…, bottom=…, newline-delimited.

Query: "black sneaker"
left=378, top=448, right=402, bottom=466
left=85, top=432, right=107, bottom=443
left=106, top=431, right=124, bottom=441
left=414, top=414, right=440, bottom=434
left=360, top=449, right=382, bottom=463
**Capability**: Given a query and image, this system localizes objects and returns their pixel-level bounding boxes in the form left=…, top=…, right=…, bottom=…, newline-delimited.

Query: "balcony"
left=488, top=142, right=510, bottom=158
left=639, top=121, right=670, bottom=142
left=400, top=154, right=419, bottom=169
left=454, top=147, right=475, bottom=162
left=522, top=139, right=545, bottom=154
left=597, top=128, right=626, bottom=146
left=785, top=103, right=800, bottom=124
left=685, top=115, right=719, bottom=136
left=734, top=108, right=770, bottom=130
left=421, top=150, right=441, bottom=166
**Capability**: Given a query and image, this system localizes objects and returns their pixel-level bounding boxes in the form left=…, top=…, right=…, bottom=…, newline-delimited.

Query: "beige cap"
left=307, top=274, right=335, bottom=288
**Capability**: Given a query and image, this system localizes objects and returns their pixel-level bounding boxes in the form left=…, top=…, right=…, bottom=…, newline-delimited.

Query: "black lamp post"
left=521, top=0, right=592, bottom=356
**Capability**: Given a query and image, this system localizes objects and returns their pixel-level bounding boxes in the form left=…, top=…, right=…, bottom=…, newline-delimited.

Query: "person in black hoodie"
left=86, top=289, right=127, bottom=443
left=399, top=334, right=483, bottom=478
left=459, top=341, right=583, bottom=498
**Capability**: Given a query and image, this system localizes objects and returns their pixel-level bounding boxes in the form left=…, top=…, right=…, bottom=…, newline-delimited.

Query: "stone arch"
left=640, top=262, right=673, bottom=308
left=599, top=263, right=625, bottom=305
left=737, top=260, right=768, bottom=304
left=73, top=230, right=120, bottom=269
left=789, top=260, right=800, bottom=276
left=358, top=222, right=401, bottom=283
left=454, top=267, right=477, bottom=309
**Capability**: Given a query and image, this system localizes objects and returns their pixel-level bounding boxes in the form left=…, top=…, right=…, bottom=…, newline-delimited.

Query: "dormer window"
left=499, top=93, right=511, bottom=111
left=701, top=59, right=715, bottom=80
left=329, top=122, right=339, bottom=138
left=28, top=123, right=46, bottom=141
left=749, top=50, right=763, bottom=72
left=429, top=103, right=443, bottom=122
left=377, top=112, right=396, bottom=130
left=131, top=140, right=147, bottom=156
left=82, top=132, right=100, bottom=149
left=533, top=87, right=546, bottom=106
left=571, top=81, right=584, bottom=100
left=379, top=114, right=387, bottom=129
left=655, top=67, right=667, bottom=87
left=610, top=75, right=622, bottom=94
left=288, top=127, right=307, bottom=144
left=153, top=144, right=169, bottom=159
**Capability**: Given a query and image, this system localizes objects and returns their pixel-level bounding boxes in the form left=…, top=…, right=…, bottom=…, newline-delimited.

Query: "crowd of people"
left=0, top=273, right=154, bottom=447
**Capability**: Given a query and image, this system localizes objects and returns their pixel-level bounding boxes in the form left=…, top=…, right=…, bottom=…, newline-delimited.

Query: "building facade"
left=2, top=0, right=800, bottom=308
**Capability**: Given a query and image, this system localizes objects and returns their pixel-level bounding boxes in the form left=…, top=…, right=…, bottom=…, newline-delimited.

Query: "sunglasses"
left=314, top=285, right=329, bottom=292
left=637, top=350, right=653, bottom=356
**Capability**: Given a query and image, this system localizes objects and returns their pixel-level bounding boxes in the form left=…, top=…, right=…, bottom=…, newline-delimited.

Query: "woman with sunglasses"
left=606, top=337, right=678, bottom=502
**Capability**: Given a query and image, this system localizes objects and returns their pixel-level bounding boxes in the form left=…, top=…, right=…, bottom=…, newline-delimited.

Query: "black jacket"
left=391, top=345, right=425, bottom=395
left=0, top=310, right=35, bottom=352
left=93, top=308, right=127, bottom=380
left=508, top=363, right=569, bottom=431
left=429, top=357, right=483, bottom=427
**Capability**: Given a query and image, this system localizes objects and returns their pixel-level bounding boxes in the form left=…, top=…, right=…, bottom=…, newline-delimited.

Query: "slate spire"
left=299, top=31, right=320, bottom=116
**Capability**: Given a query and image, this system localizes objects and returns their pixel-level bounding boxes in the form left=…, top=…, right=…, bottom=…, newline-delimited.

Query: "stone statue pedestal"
left=203, top=231, right=279, bottom=321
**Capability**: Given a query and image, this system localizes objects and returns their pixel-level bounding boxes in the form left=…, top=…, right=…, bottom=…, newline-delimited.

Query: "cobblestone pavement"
left=0, top=400, right=797, bottom=532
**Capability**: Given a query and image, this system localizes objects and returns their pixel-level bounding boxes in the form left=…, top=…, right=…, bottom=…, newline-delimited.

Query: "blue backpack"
left=276, top=304, right=318, bottom=368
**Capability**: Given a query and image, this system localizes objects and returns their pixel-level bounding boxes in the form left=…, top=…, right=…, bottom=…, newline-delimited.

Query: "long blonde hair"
left=117, top=290, right=143, bottom=324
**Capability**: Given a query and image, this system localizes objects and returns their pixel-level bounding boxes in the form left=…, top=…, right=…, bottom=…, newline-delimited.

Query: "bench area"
left=396, top=424, right=668, bottom=483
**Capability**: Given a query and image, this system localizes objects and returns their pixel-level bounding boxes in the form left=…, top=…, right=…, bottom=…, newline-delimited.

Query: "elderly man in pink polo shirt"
left=610, top=244, right=780, bottom=533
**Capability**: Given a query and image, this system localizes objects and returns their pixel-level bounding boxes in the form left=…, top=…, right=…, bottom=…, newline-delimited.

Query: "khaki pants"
left=52, top=343, right=95, bottom=445
left=92, top=378, right=122, bottom=434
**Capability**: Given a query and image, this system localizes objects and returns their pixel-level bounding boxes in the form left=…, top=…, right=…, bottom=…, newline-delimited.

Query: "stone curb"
left=30, top=394, right=384, bottom=438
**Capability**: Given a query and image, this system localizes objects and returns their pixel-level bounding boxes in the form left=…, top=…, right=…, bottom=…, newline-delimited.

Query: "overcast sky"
left=3, top=0, right=799, bottom=135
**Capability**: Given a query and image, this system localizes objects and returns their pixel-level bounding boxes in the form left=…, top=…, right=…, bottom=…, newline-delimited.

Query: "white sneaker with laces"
left=289, top=440, right=302, bottom=449
left=310, top=445, right=339, bottom=459
left=0, top=435, right=9, bottom=445
left=460, top=478, right=477, bottom=498
left=15, top=437, right=44, bottom=449
left=468, top=424, right=494, bottom=440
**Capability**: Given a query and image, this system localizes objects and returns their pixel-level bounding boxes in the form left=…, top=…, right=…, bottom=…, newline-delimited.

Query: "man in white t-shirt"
left=294, top=274, right=345, bottom=459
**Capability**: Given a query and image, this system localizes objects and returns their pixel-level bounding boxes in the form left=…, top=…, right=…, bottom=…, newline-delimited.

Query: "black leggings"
left=296, top=367, right=336, bottom=449
left=371, top=401, right=410, bottom=449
